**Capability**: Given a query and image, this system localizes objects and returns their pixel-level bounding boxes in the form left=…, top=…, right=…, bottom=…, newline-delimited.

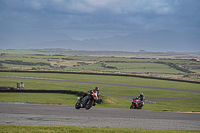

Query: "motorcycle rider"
left=94, top=86, right=100, bottom=98
left=135, top=93, right=145, bottom=107
left=92, top=86, right=100, bottom=105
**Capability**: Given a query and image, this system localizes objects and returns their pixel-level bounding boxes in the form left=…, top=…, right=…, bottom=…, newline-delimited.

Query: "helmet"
left=94, top=86, right=100, bottom=92
left=140, top=93, right=144, bottom=97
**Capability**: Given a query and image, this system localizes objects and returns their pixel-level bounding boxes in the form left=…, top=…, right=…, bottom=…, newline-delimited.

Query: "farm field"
left=1, top=49, right=200, bottom=58
left=1, top=51, right=200, bottom=82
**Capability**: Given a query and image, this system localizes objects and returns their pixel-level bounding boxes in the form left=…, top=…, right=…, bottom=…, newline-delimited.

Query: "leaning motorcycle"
left=130, top=98, right=143, bottom=109
left=75, top=90, right=96, bottom=110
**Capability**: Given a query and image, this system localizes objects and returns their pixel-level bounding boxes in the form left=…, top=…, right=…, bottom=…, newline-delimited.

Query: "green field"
left=1, top=52, right=200, bottom=76
left=0, top=72, right=200, bottom=112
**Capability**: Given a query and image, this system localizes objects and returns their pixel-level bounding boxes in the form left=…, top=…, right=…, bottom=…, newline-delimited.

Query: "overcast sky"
left=0, top=0, right=200, bottom=51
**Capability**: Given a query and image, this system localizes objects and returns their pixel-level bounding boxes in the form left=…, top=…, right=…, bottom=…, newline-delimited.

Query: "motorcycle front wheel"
left=75, top=102, right=81, bottom=109
left=130, top=103, right=135, bottom=109
left=85, top=99, right=93, bottom=110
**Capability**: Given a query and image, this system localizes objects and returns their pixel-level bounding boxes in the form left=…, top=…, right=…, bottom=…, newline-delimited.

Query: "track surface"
left=0, top=103, right=200, bottom=130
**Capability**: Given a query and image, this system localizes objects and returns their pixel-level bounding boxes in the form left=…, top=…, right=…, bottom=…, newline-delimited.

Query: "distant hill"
left=1, top=30, right=199, bottom=52
left=79, top=30, right=200, bottom=52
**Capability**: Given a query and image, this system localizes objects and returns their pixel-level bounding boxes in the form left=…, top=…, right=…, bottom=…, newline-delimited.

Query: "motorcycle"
left=75, top=90, right=96, bottom=110
left=130, top=98, right=143, bottom=109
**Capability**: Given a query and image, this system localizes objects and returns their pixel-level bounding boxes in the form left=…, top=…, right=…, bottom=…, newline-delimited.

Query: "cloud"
left=0, top=0, right=199, bottom=40
left=1, top=0, right=176, bottom=15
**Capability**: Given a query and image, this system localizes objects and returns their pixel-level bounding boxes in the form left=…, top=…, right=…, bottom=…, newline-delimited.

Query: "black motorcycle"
left=75, top=90, right=96, bottom=110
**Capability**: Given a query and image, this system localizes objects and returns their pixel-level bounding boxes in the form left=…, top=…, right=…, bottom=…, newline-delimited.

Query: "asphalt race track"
left=0, top=76, right=200, bottom=130
left=0, top=103, right=200, bottom=130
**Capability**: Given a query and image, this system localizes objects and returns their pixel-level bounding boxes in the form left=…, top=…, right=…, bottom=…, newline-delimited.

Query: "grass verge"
left=0, top=125, right=199, bottom=133
left=0, top=72, right=199, bottom=90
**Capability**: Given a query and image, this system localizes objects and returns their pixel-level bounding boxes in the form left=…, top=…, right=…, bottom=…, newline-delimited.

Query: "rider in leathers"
left=135, top=93, right=145, bottom=107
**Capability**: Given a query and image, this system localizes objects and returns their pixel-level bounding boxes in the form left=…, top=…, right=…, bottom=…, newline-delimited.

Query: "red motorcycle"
left=130, top=98, right=143, bottom=109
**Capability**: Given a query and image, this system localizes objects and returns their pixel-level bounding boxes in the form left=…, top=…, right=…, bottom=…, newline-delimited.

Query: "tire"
left=85, top=99, right=93, bottom=110
left=130, top=104, right=135, bottom=109
left=137, top=105, right=142, bottom=109
left=82, top=96, right=89, bottom=106
left=75, top=102, right=81, bottom=109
